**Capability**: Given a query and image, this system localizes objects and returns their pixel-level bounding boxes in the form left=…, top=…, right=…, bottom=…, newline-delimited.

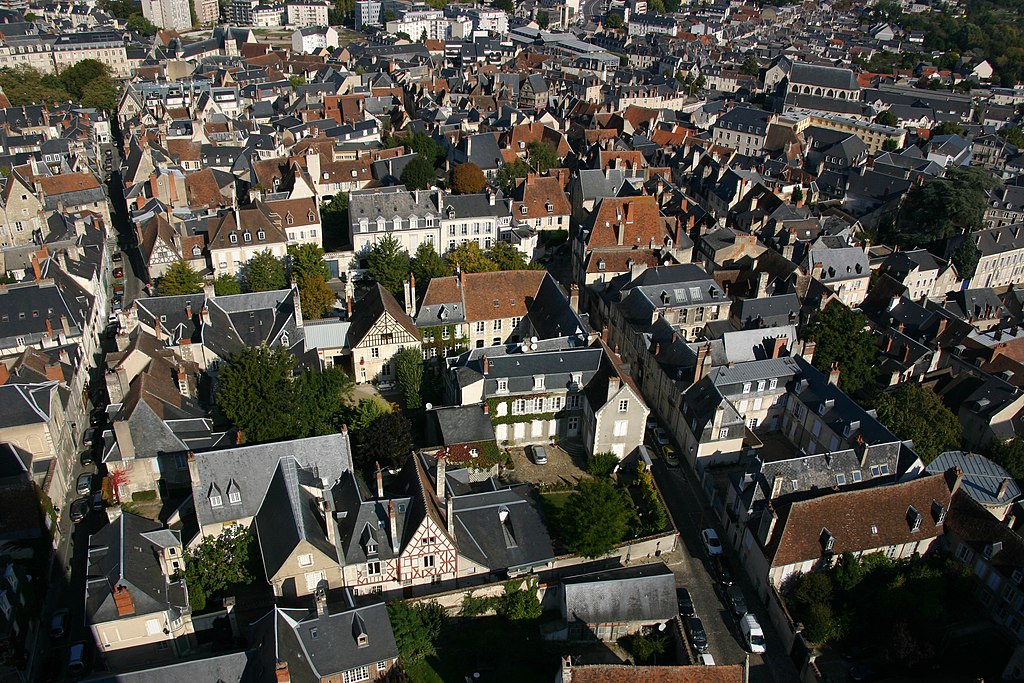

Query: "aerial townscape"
left=6, top=0, right=1024, bottom=681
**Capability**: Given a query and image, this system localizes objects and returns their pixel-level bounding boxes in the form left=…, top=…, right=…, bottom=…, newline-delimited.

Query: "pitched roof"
left=421, top=270, right=546, bottom=323
left=565, top=664, right=745, bottom=683
left=562, top=563, right=677, bottom=625
left=768, top=470, right=960, bottom=568
left=348, top=283, right=420, bottom=346
left=511, top=174, right=571, bottom=220
left=582, top=196, right=673, bottom=251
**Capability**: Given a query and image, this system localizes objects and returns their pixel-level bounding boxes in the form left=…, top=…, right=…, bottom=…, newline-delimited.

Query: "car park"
left=685, top=616, right=709, bottom=653
left=49, top=609, right=69, bottom=639
left=676, top=587, right=695, bottom=617
left=76, top=472, right=92, bottom=495
left=701, top=528, right=723, bottom=556
left=725, top=585, right=747, bottom=619
left=528, top=445, right=548, bottom=465
left=69, top=498, right=89, bottom=523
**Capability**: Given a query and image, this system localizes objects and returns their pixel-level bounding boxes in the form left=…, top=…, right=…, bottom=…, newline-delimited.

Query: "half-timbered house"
left=348, top=283, right=421, bottom=387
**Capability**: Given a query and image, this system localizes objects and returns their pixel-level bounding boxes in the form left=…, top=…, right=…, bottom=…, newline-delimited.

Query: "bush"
left=131, top=489, right=158, bottom=502
left=619, top=629, right=668, bottom=664
left=497, top=582, right=542, bottom=621
left=460, top=592, right=498, bottom=617
left=587, top=451, right=619, bottom=477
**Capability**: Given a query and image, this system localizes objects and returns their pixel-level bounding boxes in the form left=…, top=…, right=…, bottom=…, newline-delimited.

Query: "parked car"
left=701, top=528, right=723, bottom=556
left=79, top=450, right=94, bottom=467
left=76, top=472, right=92, bottom=495
left=652, top=426, right=670, bottom=446
left=91, top=493, right=105, bottom=511
left=69, top=498, right=89, bottom=523
left=713, top=555, right=734, bottom=586
left=67, top=641, right=88, bottom=676
left=676, top=587, right=695, bottom=617
left=661, top=444, right=680, bottom=466
left=725, top=585, right=747, bottom=619
left=112, top=267, right=124, bottom=279
left=685, top=616, right=709, bottom=653
left=112, top=251, right=122, bottom=262
left=529, top=445, right=548, bottom=465
left=82, top=428, right=97, bottom=448
left=49, top=609, right=69, bottom=639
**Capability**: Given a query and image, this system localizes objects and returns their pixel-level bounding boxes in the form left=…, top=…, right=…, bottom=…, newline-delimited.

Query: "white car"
left=652, top=426, right=670, bottom=446
left=701, top=528, right=723, bottom=556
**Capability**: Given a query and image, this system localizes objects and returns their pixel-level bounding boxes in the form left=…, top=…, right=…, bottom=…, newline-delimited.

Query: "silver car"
left=76, top=472, right=93, bottom=496
left=529, top=445, right=548, bottom=465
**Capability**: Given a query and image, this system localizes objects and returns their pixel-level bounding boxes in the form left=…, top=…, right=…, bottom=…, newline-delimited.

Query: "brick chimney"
left=275, top=661, right=291, bottom=683
left=388, top=500, right=398, bottom=552
left=44, top=363, right=62, bottom=382
left=771, top=336, right=788, bottom=359
left=375, top=461, right=383, bottom=499
left=482, top=355, right=489, bottom=375
left=828, top=362, right=841, bottom=386
left=436, top=455, right=446, bottom=501
left=113, top=585, right=135, bottom=617
left=31, top=252, right=41, bottom=281
left=694, top=342, right=711, bottom=383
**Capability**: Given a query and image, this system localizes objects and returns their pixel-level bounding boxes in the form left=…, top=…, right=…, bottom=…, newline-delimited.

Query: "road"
left=581, top=0, right=606, bottom=24
left=647, top=441, right=798, bottom=682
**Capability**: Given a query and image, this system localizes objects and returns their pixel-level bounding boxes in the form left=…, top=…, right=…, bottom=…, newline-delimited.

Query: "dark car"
left=713, top=555, right=734, bottom=586
left=676, top=587, right=695, bottom=617
left=79, top=450, right=94, bottom=467
left=725, top=585, right=747, bottom=619
left=112, top=251, right=123, bottom=262
left=685, top=617, right=709, bottom=653
left=69, top=497, right=89, bottom=523
left=49, top=608, right=69, bottom=639
left=76, top=472, right=93, bottom=495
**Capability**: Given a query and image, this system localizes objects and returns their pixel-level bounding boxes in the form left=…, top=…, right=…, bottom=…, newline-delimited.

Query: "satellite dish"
left=425, top=403, right=433, bottom=410
left=531, top=336, right=539, bottom=343
left=531, top=343, right=538, bottom=351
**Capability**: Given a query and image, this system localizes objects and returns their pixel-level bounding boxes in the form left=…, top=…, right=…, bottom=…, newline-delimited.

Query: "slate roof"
left=789, top=63, right=858, bottom=90
left=452, top=483, right=554, bottom=571
left=0, top=383, right=55, bottom=429
left=805, top=245, right=868, bottom=283
left=82, top=651, right=261, bottom=683
left=85, top=513, right=188, bottom=625
left=192, top=433, right=352, bottom=528
left=766, top=470, right=959, bottom=569
left=332, top=470, right=412, bottom=566
left=562, top=563, right=677, bottom=625
left=461, top=345, right=604, bottom=397
left=927, top=451, right=1021, bottom=508
left=348, top=283, right=420, bottom=346
left=945, top=490, right=1024, bottom=584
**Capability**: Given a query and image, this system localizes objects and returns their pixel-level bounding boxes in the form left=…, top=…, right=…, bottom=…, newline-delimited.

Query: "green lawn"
left=408, top=617, right=561, bottom=683
left=539, top=491, right=573, bottom=552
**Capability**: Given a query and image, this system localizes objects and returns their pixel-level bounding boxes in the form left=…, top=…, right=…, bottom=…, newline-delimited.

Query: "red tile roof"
left=566, top=664, right=744, bottom=683
left=584, top=196, right=673, bottom=250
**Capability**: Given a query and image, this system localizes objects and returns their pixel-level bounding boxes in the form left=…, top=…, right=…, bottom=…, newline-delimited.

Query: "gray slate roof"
left=927, top=451, right=1021, bottom=508
left=562, top=562, right=677, bottom=625
left=452, top=484, right=554, bottom=571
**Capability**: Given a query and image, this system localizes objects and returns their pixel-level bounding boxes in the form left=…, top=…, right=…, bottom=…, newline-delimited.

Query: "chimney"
left=436, top=455, right=446, bottom=501
left=756, top=271, right=769, bottom=298
left=275, top=662, right=291, bottom=683
left=998, top=478, right=1011, bottom=500
left=44, top=363, right=62, bottom=382
left=409, top=273, right=417, bottom=316
left=446, top=495, right=454, bottom=537
left=31, top=252, right=41, bottom=281
left=772, top=336, right=788, bottom=359
left=347, top=295, right=353, bottom=319
left=60, top=314, right=70, bottom=337
left=828, top=361, right=840, bottom=386
left=694, top=342, right=711, bottom=382
left=389, top=500, right=398, bottom=552
left=375, top=461, right=384, bottom=499
left=601, top=325, right=609, bottom=343
left=802, top=340, right=816, bottom=363
left=607, top=374, right=621, bottom=398
left=44, top=318, right=53, bottom=339
left=569, top=284, right=579, bottom=313
left=812, top=262, right=823, bottom=280
left=758, top=504, right=778, bottom=545
left=113, top=585, right=135, bottom=617
left=204, top=280, right=216, bottom=300
left=314, top=586, right=328, bottom=617
left=936, top=317, right=948, bottom=337
left=901, top=344, right=911, bottom=363
left=482, top=355, right=489, bottom=375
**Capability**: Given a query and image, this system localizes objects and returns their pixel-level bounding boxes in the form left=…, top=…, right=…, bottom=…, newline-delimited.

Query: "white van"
left=740, top=613, right=766, bottom=654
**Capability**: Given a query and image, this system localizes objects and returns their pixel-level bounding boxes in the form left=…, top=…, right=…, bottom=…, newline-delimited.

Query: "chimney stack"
left=482, top=355, right=489, bottom=375
left=828, top=362, right=841, bottom=386
left=694, top=342, right=711, bottom=382
left=771, top=336, right=788, bottom=359
left=569, top=283, right=579, bottom=313
left=314, top=586, right=328, bottom=617
left=436, top=455, right=446, bottom=501
left=275, top=662, right=291, bottom=683
left=389, top=500, right=398, bottom=552
left=347, top=295, right=353, bottom=319
left=31, top=252, right=41, bottom=281
left=998, top=478, right=1011, bottom=500
left=375, top=461, right=383, bottom=499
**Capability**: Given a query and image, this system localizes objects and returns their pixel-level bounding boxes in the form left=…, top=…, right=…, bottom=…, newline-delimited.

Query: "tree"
left=289, top=75, right=307, bottom=88
left=620, top=630, right=668, bottom=664
left=587, top=451, right=619, bottom=478
left=58, top=59, right=120, bottom=111
left=355, top=411, right=413, bottom=469
left=989, top=439, right=1024, bottom=481
left=497, top=582, right=543, bottom=621
left=882, top=138, right=900, bottom=152
left=158, top=260, right=203, bottom=296
left=446, top=241, right=498, bottom=273
left=126, top=13, right=158, bottom=35
left=213, top=273, right=242, bottom=296
left=493, top=0, right=513, bottom=12
left=410, top=241, right=451, bottom=294
left=383, top=8, right=396, bottom=21
left=740, top=55, right=760, bottom=76
left=497, top=158, right=531, bottom=194
left=395, top=347, right=425, bottom=409
left=288, top=243, right=331, bottom=282
left=367, top=234, right=410, bottom=298
left=486, top=240, right=538, bottom=270
left=216, top=345, right=298, bottom=443
left=297, top=273, right=336, bottom=320
left=1001, top=126, right=1024, bottom=148
left=400, top=155, right=436, bottom=190
left=874, top=110, right=899, bottom=127
left=526, top=140, right=560, bottom=173
left=647, top=0, right=666, bottom=12
left=791, top=186, right=804, bottom=204
left=0, top=66, right=68, bottom=106
left=242, top=250, right=287, bottom=292
left=786, top=572, right=840, bottom=643
left=932, top=121, right=964, bottom=136
left=348, top=396, right=392, bottom=434
left=895, top=167, right=1000, bottom=248
left=874, top=384, right=961, bottom=463
left=184, top=526, right=253, bottom=612
left=536, top=9, right=548, bottom=28
left=451, top=162, right=486, bottom=194
left=387, top=601, right=447, bottom=664
left=561, top=478, right=634, bottom=558
left=806, top=303, right=877, bottom=394
left=605, top=12, right=622, bottom=28
left=294, top=366, right=354, bottom=436
left=949, top=235, right=981, bottom=279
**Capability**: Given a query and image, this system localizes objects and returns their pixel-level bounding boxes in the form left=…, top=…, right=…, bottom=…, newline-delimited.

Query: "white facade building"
left=286, top=0, right=329, bottom=27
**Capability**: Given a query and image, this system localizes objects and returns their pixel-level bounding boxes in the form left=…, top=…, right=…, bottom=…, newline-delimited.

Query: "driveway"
left=502, top=444, right=586, bottom=487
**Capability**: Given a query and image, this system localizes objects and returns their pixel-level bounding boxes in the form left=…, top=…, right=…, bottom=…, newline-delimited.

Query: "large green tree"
left=874, top=110, right=899, bottom=127
left=183, top=525, right=253, bottom=612
left=58, top=59, right=120, bottom=111
left=216, top=346, right=299, bottom=443
left=288, top=244, right=334, bottom=319
left=989, top=439, right=1024, bottom=482
left=400, top=155, right=436, bottom=190
left=410, top=241, right=451, bottom=295
left=395, top=347, right=424, bottom=409
left=806, top=304, right=877, bottom=394
left=387, top=601, right=447, bottom=664
left=294, top=366, right=354, bottom=436
left=158, top=260, right=203, bottom=296
left=446, top=241, right=498, bottom=273
left=497, top=158, right=531, bottom=194
left=213, top=273, right=242, bottom=296
left=288, top=243, right=331, bottom=281
left=347, top=396, right=392, bottom=434
left=526, top=140, right=560, bottom=173
left=874, top=384, right=961, bottom=463
left=355, top=411, right=413, bottom=469
left=366, top=234, right=410, bottom=299
left=895, top=167, right=1000, bottom=248
left=561, top=478, right=634, bottom=558
left=486, top=241, right=540, bottom=271
left=242, top=250, right=287, bottom=292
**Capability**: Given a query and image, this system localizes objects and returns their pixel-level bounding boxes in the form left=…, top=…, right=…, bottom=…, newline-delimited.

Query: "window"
left=210, top=495, right=222, bottom=507
left=476, top=321, right=485, bottom=334
left=748, top=417, right=758, bottom=428
left=618, top=399, right=629, bottom=413
left=298, top=554, right=314, bottom=567
left=879, top=464, right=890, bottom=475
left=423, top=555, right=436, bottom=569
left=567, top=394, right=581, bottom=409
left=870, top=465, right=880, bottom=477
left=568, top=416, right=579, bottom=431
left=371, top=347, right=380, bottom=359
left=511, top=316, right=521, bottom=327
left=342, top=665, right=370, bottom=683
left=378, top=661, right=389, bottom=673
left=229, top=491, right=241, bottom=504
left=719, top=428, right=729, bottom=439
left=366, top=561, right=381, bottom=576
left=257, top=230, right=265, bottom=240
left=229, top=233, right=237, bottom=244
left=493, top=319, right=502, bottom=331
left=956, top=544, right=974, bottom=563
left=851, top=470, right=862, bottom=482
left=534, top=376, right=545, bottom=390
left=769, top=378, right=778, bottom=390
left=534, top=397, right=544, bottom=412
left=836, top=473, right=846, bottom=485
left=513, top=399, right=526, bottom=415
left=243, top=232, right=251, bottom=243
left=614, top=420, right=628, bottom=436
left=742, top=382, right=751, bottom=393
left=497, top=379, right=507, bottom=392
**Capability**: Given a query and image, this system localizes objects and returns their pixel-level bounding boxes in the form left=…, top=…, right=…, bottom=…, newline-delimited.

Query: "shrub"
left=131, top=489, right=158, bottom=502
left=497, top=582, right=542, bottom=621
left=460, top=592, right=498, bottom=617
left=587, top=451, right=619, bottom=477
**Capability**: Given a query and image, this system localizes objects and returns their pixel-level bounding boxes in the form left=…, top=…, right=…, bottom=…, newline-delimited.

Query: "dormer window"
left=192, top=245, right=202, bottom=256
left=229, top=233, right=238, bottom=244
left=534, top=375, right=545, bottom=390
left=907, top=505, right=922, bottom=532
left=229, top=491, right=241, bottom=505
left=210, top=495, right=222, bottom=508
left=520, top=204, right=528, bottom=215
left=821, top=527, right=834, bottom=552
left=357, top=633, right=369, bottom=648
left=546, top=201, right=553, bottom=214
left=287, top=213, right=294, bottom=225
left=243, top=232, right=252, bottom=243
